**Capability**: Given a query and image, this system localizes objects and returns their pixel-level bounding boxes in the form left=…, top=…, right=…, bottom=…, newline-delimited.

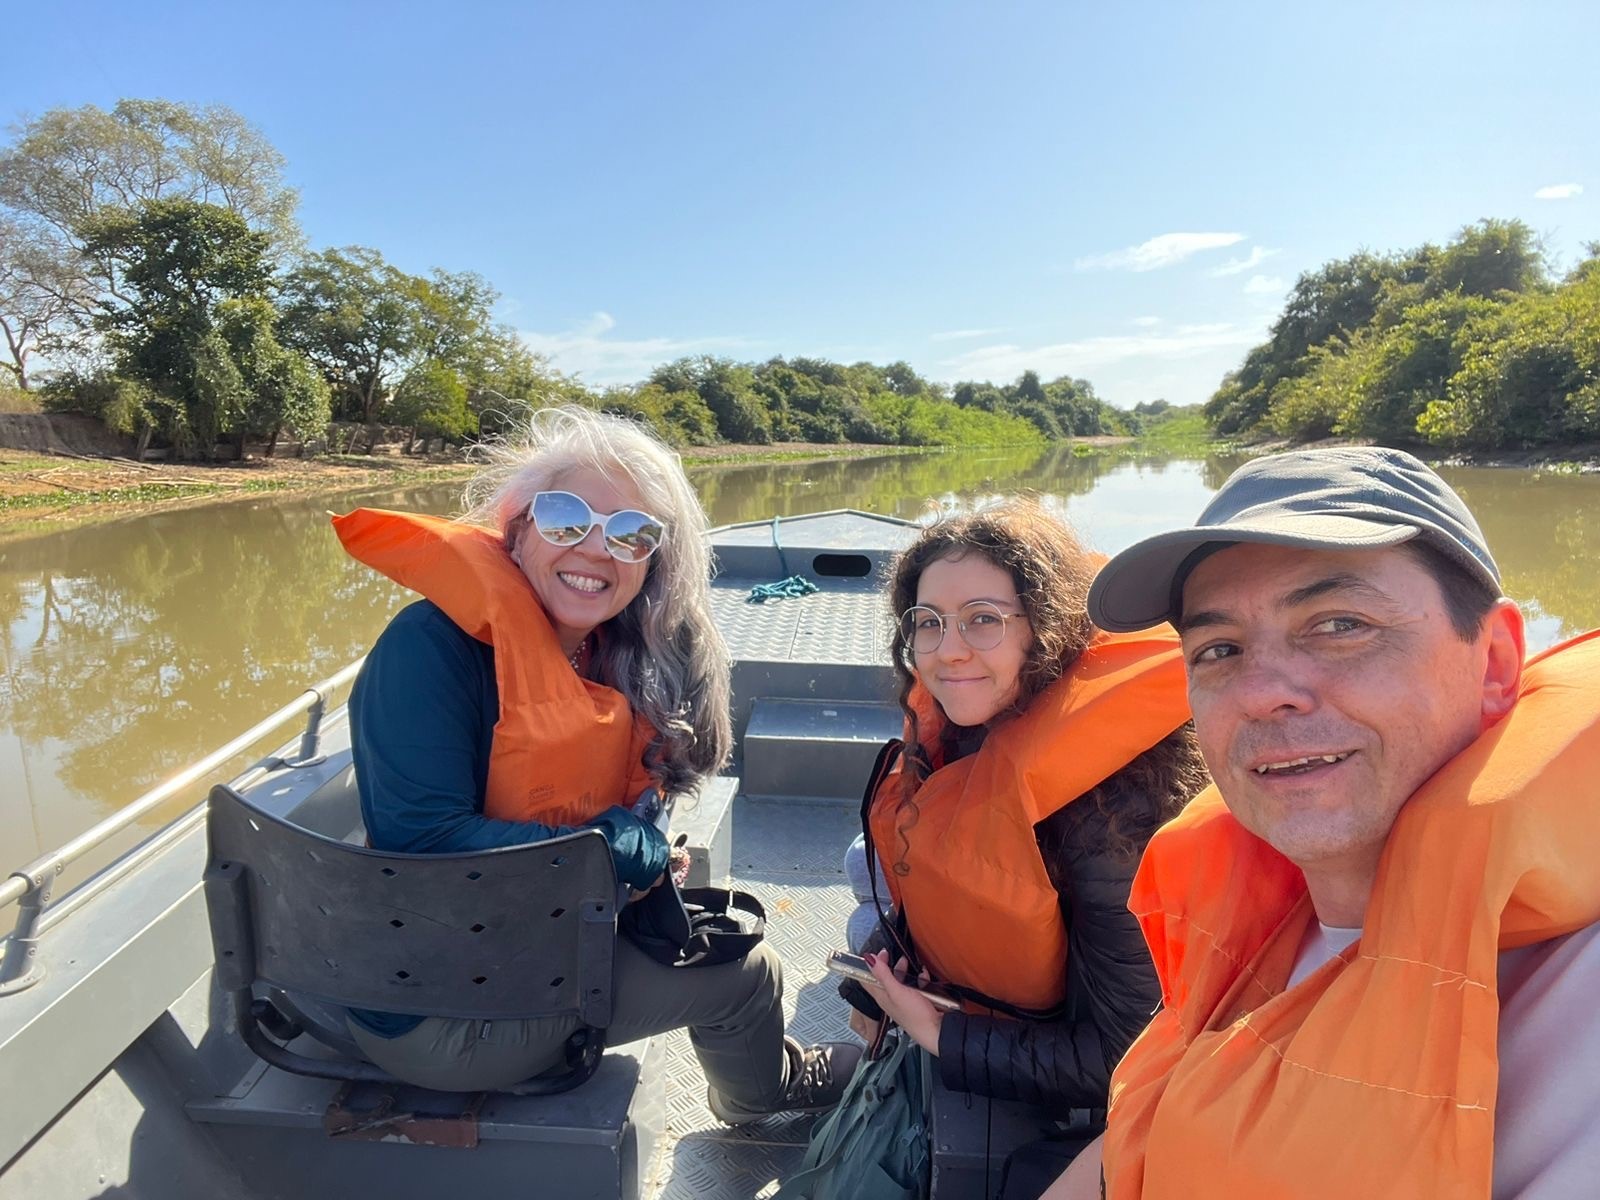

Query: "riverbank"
left=6, top=429, right=1593, bottom=542
left=1234, top=435, right=1600, bottom=472
left=0, top=441, right=945, bottom=538
left=0, top=450, right=474, bottom=539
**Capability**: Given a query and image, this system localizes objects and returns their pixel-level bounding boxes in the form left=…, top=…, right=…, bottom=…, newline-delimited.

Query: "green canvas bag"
left=773, top=1031, right=932, bottom=1200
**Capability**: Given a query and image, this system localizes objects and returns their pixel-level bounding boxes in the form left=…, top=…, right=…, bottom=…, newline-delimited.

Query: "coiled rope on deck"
left=745, top=516, right=821, bottom=604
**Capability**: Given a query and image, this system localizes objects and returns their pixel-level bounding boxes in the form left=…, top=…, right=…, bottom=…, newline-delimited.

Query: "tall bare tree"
left=0, top=99, right=301, bottom=331
left=0, top=214, right=91, bottom=389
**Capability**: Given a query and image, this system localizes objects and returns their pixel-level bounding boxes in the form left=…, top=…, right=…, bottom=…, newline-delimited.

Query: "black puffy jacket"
left=842, top=755, right=1169, bottom=1115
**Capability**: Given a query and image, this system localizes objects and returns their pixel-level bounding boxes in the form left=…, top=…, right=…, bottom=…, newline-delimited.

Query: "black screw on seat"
left=466, top=870, right=482, bottom=881
left=380, top=867, right=396, bottom=877
left=395, top=969, right=410, bottom=980
left=389, top=919, right=404, bottom=928
left=549, top=907, right=565, bottom=919
left=470, top=923, right=486, bottom=933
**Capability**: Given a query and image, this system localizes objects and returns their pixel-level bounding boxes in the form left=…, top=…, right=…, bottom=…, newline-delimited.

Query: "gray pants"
left=348, top=936, right=787, bottom=1108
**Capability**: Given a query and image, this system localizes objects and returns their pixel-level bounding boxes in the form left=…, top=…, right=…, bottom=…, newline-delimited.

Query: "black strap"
left=859, top=738, right=1068, bottom=1023
left=676, top=887, right=766, bottom=967
left=619, top=880, right=766, bottom=968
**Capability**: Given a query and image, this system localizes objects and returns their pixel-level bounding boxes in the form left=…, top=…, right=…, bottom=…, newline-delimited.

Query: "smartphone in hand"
left=825, top=951, right=962, bottom=1012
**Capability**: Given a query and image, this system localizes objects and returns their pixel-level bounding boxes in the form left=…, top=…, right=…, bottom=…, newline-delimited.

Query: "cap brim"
left=1087, top=515, right=1421, bottom=633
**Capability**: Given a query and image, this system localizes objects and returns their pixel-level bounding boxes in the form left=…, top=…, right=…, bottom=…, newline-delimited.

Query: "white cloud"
left=1534, top=182, right=1584, bottom=200
left=1130, top=316, right=1162, bottom=328
left=1210, top=245, right=1281, bottom=276
left=1243, top=274, right=1286, bottom=295
left=936, top=322, right=1261, bottom=382
left=929, top=327, right=1002, bottom=342
left=517, top=311, right=751, bottom=385
left=1074, top=232, right=1246, bottom=272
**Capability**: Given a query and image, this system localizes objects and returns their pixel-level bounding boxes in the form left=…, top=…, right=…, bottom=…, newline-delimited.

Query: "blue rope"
left=746, top=515, right=820, bottom=604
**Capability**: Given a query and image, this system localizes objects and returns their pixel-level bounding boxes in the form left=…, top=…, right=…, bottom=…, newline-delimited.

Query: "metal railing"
left=0, top=659, right=365, bottom=995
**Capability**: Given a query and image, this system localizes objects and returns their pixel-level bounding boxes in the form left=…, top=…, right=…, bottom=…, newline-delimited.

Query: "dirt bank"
left=0, top=441, right=934, bottom=539
left=0, top=449, right=480, bottom=539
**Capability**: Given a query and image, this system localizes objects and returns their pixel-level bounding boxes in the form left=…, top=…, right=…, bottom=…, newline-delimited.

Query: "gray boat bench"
left=186, top=770, right=737, bottom=1200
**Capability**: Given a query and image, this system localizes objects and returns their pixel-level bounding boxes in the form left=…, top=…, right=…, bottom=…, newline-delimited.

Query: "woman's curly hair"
left=885, top=496, right=1207, bottom=863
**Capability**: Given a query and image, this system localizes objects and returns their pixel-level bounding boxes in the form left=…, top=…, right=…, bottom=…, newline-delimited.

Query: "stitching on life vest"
left=1236, top=1018, right=1490, bottom=1111
left=1134, top=908, right=1278, bottom=1001
left=1356, top=951, right=1490, bottom=992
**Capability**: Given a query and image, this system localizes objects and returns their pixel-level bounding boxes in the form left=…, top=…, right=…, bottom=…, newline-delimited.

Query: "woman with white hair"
left=333, top=406, right=859, bottom=1114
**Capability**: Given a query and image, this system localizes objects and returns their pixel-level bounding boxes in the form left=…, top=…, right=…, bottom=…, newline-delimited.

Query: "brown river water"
left=1, top=445, right=1595, bottom=882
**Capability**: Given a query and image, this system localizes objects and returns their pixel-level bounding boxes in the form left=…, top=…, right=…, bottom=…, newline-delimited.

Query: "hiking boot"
left=706, top=1036, right=865, bottom=1125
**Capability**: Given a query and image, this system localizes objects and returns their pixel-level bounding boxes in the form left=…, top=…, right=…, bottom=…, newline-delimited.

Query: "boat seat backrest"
left=204, top=784, right=616, bottom=1028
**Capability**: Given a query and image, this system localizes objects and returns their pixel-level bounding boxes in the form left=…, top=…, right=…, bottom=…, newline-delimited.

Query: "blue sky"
left=6, top=1, right=1596, bottom=407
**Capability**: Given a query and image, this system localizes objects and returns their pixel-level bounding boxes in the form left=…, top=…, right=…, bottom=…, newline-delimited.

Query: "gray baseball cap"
left=1087, top=446, right=1501, bottom=632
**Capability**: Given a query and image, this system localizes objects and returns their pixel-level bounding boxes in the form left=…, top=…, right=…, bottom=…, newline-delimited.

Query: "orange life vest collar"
left=333, top=508, right=654, bottom=827
left=1104, top=628, right=1600, bottom=1200
left=869, top=627, right=1191, bottom=1013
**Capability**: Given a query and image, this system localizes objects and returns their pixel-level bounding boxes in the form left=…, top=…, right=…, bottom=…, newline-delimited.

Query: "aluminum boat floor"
left=709, top=578, right=892, bottom=666
left=646, top=793, right=860, bottom=1199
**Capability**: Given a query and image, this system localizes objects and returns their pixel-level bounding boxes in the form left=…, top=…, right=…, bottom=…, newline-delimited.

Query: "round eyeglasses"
left=529, top=490, right=666, bottom=563
left=898, top=601, right=1027, bottom=655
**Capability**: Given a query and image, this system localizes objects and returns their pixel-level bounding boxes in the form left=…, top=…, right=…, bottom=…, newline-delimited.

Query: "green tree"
left=277, top=246, right=420, bottom=430
left=1418, top=271, right=1600, bottom=448
left=81, top=199, right=273, bottom=454
left=598, top=381, right=720, bottom=446
left=409, top=269, right=502, bottom=374
left=1426, top=219, right=1546, bottom=300
left=0, top=99, right=299, bottom=244
left=882, top=360, right=930, bottom=397
left=650, top=356, right=770, bottom=443
left=392, top=357, right=472, bottom=452
left=1206, top=251, right=1407, bottom=435
left=0, top=99, right=300, bottom=337
left=467, top=338, right=589, bottom=433
left=1219, top=218, right=1592, bottom=449
left=216, top=296, right=332, bottom=455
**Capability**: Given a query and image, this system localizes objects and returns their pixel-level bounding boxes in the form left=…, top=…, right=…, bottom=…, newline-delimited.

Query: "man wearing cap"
left=1047, top=446, right=1600, bottom=1200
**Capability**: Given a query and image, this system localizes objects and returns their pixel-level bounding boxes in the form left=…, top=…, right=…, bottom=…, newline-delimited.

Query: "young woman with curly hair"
left=840, top=497, right=1210, bottom=1197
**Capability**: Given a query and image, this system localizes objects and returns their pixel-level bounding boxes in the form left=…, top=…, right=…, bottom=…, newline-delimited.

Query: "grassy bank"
left=0, top=450, right=484, bottom=540
left=0, top=440, right=937, bottom=538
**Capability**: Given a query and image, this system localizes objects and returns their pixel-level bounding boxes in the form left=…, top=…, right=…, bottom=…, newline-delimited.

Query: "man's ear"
left=1480, top=600, right=1525, bottom=727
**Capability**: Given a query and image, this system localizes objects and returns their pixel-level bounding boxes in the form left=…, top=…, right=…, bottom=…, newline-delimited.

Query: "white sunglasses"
left=529, top=490, right=665, bottom=563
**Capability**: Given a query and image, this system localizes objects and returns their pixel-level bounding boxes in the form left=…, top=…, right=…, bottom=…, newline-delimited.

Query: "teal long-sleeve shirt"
left=347, top=600, right=668, bottom=1036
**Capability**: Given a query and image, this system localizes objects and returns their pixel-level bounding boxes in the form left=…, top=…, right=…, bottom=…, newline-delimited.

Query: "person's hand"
left=627, top=872, right=667, bottom=903
left=859, top=951, right=945, bottom=1056
left=848, top=1006, right=884, bottom=1045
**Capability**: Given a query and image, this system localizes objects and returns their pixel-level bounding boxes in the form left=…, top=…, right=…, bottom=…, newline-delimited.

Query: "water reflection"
left=0, top=452, right=1595, bottom=870
left=688, top=445, right=1080, bottom=523
left=0, top=483, right=464, bottom=866
left=1444, top=467, right=1600, bottom=647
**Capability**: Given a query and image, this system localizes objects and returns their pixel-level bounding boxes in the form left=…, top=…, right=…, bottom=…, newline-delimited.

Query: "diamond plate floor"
left=711, top=580, right=894, bottom=666
left=646, top=796, right=862, bottom=1200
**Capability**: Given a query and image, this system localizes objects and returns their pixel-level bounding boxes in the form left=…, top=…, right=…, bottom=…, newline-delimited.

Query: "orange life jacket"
left=1103, top=628, right=1600, bottom=1200
left=868, top=628, right=1191, bottom=1013
left=333, top=508, right=656, bottom=827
